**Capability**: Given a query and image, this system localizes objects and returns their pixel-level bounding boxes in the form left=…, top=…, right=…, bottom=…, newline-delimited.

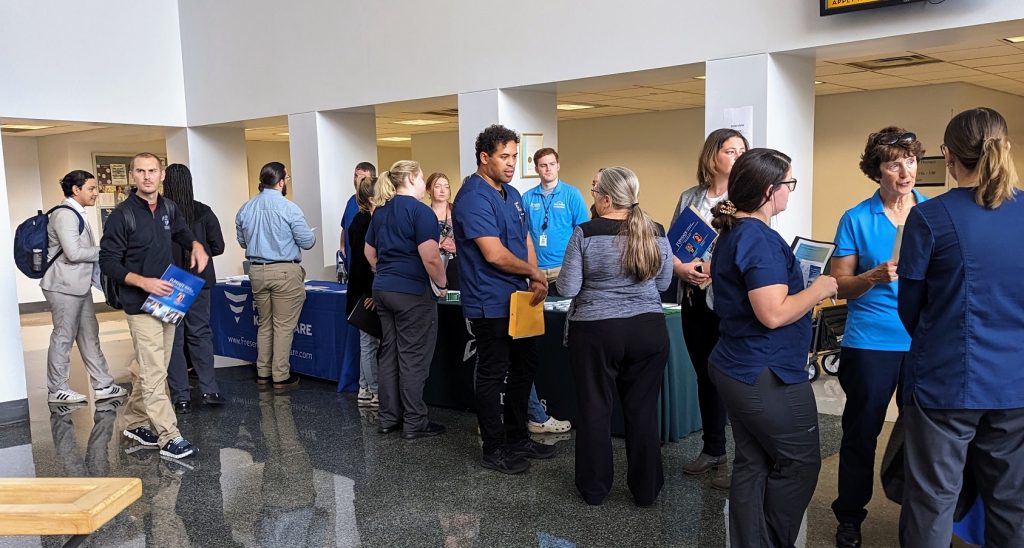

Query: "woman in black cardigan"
left=346, top=175, right=379, bottom=407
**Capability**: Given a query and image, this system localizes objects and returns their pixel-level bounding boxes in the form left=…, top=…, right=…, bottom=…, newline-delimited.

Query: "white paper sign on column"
left=724, top=106, right=754, bottom=145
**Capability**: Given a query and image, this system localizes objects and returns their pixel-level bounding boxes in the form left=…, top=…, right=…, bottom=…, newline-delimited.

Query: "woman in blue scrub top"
left=829, top=127, right=927, bottom=548
left=365, top=160, right=449, bottom=440
left=707, top=148, right=838, bottom=548
left=897, top=107, right=1024, bottom=548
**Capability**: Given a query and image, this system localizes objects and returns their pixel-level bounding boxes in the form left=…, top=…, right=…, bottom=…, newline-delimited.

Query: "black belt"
left=248, top=259, right=301, bottom=265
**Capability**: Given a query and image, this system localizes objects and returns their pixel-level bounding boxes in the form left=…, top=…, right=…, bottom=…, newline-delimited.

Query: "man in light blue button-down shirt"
left=235, top=162, right=316, bottom=388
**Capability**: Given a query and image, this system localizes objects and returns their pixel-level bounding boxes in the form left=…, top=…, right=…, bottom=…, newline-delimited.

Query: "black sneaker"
left=123, top=426, right=160, bottom=446
left=504, top=438, right=557, bottom=460
left=482, top=448, right=531, bottom=474
left=160, top=436, right=196, bottom=459
left=174, top=400, right=191, bottom=414
left=400, top=422, right=447, bottom=440
left=202, top=393, right=226, bottom=406
left=836, top=522, right=862, bottom=548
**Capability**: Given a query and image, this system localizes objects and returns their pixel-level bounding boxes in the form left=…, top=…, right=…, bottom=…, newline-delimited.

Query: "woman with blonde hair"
left=425, top=172, right=459, bottom=290
left=558, top=166, right=673, bottom=506
left=365, top=160, right=448, bottom=440
left=898, top=107, right=1024, bottom=547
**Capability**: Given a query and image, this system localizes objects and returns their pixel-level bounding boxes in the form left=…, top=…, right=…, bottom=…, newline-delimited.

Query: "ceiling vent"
left=422, top=108, right=459, bottom=118
left=844, top=54, right=941, bottom=71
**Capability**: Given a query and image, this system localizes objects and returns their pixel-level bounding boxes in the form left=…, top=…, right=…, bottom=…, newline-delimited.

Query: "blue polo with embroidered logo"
left=453, top=174, right=531, bottom=319
left=833, top=189, right=927, bottom=351
left=522, top=180, right=590, bottom=269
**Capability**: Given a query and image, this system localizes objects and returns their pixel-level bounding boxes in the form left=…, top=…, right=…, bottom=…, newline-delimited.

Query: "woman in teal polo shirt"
left=829, top=127, right=926, bottom=548
left=897, top=107, right=1024, bottom=547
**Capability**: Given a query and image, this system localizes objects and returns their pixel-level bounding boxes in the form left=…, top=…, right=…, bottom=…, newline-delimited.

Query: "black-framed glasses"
left=775, top=179, right=797, bottom=192
left=876, top=132, right=916, bottom=146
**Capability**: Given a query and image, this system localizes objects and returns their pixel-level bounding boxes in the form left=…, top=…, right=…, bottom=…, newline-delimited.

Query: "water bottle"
left=31, top=249, right=44, bottom=272
left=336, top=250, right=349, bottom=284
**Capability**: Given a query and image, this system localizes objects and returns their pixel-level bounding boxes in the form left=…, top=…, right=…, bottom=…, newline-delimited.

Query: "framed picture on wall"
left=93, top=153, right=167, bottom=205
left=520, top=133, right=543, bottom=179
left=915, top=156, right=948, bottom=187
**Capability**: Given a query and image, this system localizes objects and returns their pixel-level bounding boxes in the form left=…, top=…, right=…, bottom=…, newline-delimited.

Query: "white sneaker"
left=94, top=384, right=128, bottom=400
left=48, top=388, right=86, bottom=404
left=369, top=392, right=379, bottom=408
left=357, top=387, right=372, bottom=406
left=528, top=416, right=572, bottom=434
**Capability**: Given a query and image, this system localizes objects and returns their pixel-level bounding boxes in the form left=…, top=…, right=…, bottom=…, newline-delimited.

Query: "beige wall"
left=812, top=82, right=1024, bottom=241
left=3, top=136, right=45, bottom=303
left=377, top=146, right=412, bottom=174
left=244, top=140, right=291, bottom=197
left=558, top=109, right=706, bottom=227
left=412, top=132, right=461, bottom=194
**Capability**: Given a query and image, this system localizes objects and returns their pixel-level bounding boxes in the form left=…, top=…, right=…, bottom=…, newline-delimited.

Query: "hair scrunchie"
left=716, top=199, right=737, bottom=216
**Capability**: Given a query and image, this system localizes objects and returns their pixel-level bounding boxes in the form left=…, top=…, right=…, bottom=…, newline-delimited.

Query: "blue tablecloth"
left=211, top=281, right=360, bottom=392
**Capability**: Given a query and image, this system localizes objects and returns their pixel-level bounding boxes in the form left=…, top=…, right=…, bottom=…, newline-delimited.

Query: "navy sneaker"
left=123, top=426, right=159, bottom=446
left=504, top=438, right=557, bottom=460
left=160, top=436, right=196, bottom=459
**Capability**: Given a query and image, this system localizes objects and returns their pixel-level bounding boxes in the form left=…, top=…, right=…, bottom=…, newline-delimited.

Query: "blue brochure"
left=666, top=205, right=717, bottom=263
left=141, top=264, right=205, bottom=325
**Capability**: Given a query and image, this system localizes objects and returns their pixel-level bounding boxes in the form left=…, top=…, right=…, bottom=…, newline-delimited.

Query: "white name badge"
left=538, top=234, right=548, bottom=247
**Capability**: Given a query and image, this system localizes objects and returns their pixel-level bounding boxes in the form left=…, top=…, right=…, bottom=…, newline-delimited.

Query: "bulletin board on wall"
left=93, top=153, right=167, bottom=230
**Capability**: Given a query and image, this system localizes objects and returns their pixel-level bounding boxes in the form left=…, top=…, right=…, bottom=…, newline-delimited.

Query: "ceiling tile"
left=977, top=63, right=1024, bottom=74
left=815, top=64, right=868, bottom=77
left=958, top=54, right=1024, bottom=68
left=925, top=45, right=1022, bottom=62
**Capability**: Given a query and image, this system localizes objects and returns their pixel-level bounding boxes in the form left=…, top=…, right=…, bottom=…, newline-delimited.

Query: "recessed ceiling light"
left=694, top=76, right=706, bottom=80
left=556, top=103, right=595, bottom=111
left=815, top=81, right=823, bottom=85
left=1, top=124, right=54, bottom=130
left=1003, top=36, right=1024, bottom=43
left=378, top=136, right=411, bottom=142
left=394, top=119, right=445, bottom=126
left=275, top=132, right=289, bottom=137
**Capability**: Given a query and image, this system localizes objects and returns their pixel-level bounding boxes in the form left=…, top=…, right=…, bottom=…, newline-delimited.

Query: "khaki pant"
left=123, top=313, right=179, bottom=446
left=250, top=263, right=306, bottom=382
left=541, top=266, right=561, bottom=287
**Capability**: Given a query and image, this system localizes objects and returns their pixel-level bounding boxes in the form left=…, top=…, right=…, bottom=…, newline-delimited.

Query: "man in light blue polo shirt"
left=521, top=147, right=587, bottom=434
left=522, top=148, right=589, bottom=296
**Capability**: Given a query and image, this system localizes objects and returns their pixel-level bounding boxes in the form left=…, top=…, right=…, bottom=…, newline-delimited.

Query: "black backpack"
left=13, top=205, right=84, bottom=279
left=101, top=199, right=177, bottom=309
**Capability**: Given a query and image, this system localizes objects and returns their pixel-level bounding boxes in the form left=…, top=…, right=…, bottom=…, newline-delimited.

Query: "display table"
left=424, top=301, right=702, bottom=443
left=211, top=281, right=360, bottom=392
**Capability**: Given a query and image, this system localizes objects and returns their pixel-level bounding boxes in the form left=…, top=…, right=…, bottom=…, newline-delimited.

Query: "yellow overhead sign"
left=826, top=0, right=881, bottom=7
left=821, top=0, right=924, bottom=16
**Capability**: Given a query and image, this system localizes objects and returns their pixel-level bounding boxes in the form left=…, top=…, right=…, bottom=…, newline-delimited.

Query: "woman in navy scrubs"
left=365, top=160, right=449, bottom=440
left=707, top=148, right=837, bottom=547
left=897, top=107, right=1024, bottom=548
left=829, top=127, right=927, bottom=548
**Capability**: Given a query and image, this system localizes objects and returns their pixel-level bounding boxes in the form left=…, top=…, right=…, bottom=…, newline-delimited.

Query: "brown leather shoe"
left=272, top=375, right=300, bottom=389
left=710, top=461, right=731, bottom=491
left=681, top=453, right=727, bottom=475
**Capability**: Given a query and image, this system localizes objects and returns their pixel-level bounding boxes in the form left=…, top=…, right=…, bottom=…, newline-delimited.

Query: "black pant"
left=711, top=367, right=821, bottom=548
left=375, top=290, right=438, bottom=433
left=471, top=317, right=538, bottom=452
left=832, top=347, right=903, bottom=526
left=168, top=287, right=219, bottom=401
left=900, top=396, right=1024, bottom=548
left=680, top=286, right=727, bottom=456
left=569, top=313, right=669, bottom=506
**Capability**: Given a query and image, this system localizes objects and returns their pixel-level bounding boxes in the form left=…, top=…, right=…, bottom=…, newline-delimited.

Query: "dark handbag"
left=346, top=294, right=382, bottom=339
left=880, top=414, right=979, bottom=521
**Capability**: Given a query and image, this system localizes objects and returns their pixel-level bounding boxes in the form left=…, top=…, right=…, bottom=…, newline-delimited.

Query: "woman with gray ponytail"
left=557, top=166, right=673, bottom=507
left=897, top=107, right=1024, bottom=547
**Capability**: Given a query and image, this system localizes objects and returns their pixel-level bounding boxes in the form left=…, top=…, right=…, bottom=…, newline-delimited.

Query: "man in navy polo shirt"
left=521, top=147, right=587, bottom=435
left=453, top=124, right=556, bottom=474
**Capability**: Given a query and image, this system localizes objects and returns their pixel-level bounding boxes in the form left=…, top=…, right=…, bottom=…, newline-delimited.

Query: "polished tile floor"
left=0, top=311, right=970, bottom=547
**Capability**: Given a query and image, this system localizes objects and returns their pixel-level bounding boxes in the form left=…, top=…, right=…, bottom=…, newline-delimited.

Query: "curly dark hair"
left=60, top=170, right=95, bottom=197
left=474, top=124, right=520, bottom=166
left=859, top=126, right=925, bottom=182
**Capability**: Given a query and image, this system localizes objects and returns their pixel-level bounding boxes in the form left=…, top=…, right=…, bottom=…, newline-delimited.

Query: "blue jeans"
left=358, top=329, right=379, bottom=393
left=528, top=384, right=549, bottom=423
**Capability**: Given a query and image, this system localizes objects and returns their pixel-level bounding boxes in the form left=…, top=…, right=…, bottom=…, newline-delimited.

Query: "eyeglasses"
left=876, top=132, right=917, bottom=146
left=775, top=179, right=797, bottom=192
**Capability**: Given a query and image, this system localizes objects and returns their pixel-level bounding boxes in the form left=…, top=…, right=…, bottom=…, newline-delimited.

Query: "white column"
left=705, top=53, right=816, bottom=244
left=288, top=109, right=377, bottom=280
left=0, top=137, right=30, bottom=424
left=458, top=87, right=558, bottom=195
left=165, top=126, right=250, bottom=277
